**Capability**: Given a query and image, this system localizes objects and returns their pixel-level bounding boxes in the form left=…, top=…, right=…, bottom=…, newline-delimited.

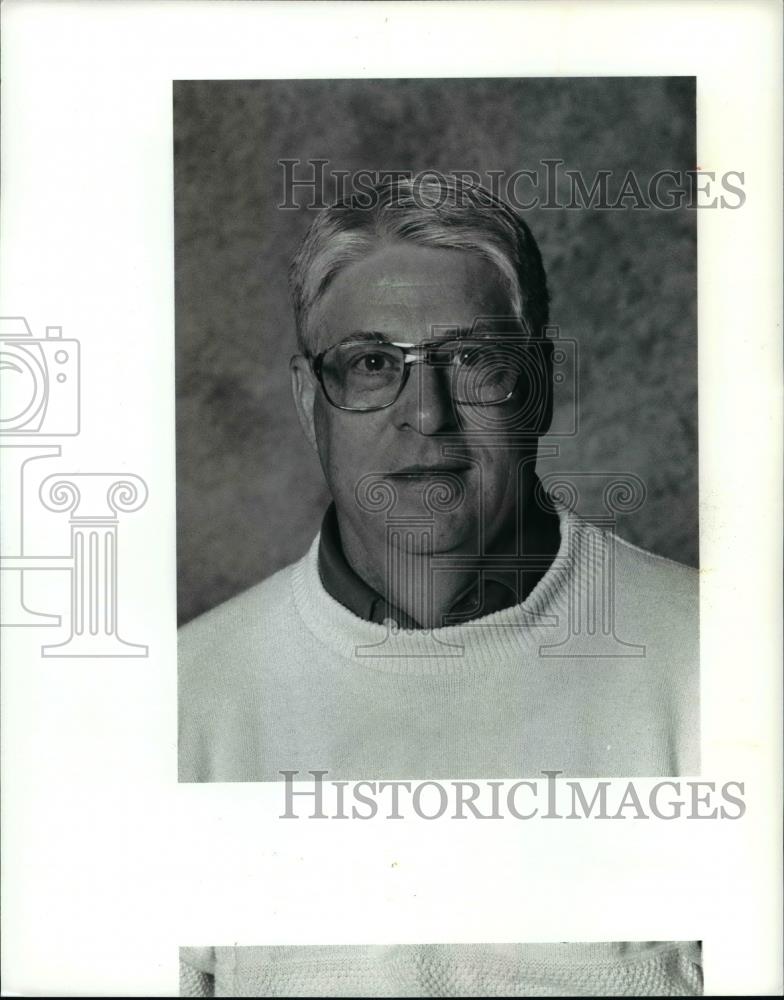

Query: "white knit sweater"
left=178, top=510, right=699, bottom=780
left=179, top=942, right=703, bottom=997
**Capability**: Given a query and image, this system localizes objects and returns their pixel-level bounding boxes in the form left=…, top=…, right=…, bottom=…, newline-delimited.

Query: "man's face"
left=291, top=240, right=544, bottom=558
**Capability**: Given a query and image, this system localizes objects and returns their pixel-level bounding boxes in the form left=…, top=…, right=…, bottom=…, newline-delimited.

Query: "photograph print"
left=175, top=77, right=700, bottom=784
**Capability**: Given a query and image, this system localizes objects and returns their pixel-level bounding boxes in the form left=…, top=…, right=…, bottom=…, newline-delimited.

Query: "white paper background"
left=1, top=0, right=781, bottom=996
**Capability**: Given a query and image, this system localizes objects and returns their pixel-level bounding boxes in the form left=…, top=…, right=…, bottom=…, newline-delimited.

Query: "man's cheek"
left=312, top=401, right=338, bottom=482
left=318, top=418, right=360, bottom=491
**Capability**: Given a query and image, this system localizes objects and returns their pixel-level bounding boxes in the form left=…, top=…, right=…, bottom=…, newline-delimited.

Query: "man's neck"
left=336, top=483, right=561, bottom=629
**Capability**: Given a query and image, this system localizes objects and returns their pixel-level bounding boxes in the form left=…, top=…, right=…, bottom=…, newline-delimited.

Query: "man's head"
left=289, top=177, right=553, bottom=577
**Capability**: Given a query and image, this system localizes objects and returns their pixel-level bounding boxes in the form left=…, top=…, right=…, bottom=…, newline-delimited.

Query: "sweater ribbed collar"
left=290, top=506, right=599, bottom=675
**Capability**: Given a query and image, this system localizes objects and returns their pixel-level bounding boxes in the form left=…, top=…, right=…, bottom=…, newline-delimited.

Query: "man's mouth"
left=384, top=463, right=472, bottom=477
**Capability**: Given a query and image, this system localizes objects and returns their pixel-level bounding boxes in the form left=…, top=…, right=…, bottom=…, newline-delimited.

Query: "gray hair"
left=288, top=176, right=550, bottom=354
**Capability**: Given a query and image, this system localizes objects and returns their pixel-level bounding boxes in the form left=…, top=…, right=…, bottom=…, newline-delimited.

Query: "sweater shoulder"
left=610, top=529, right=698, bottom=605
left=178, top=558, right=302, bottom=659
left=564, top=515, right=699, bottom=651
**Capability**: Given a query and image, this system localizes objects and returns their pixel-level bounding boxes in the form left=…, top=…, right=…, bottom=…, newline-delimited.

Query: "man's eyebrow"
left=432, top=322, right=528, bottom=339
left=339, top=328, right=479, bottom=345
left=337, top=330, right=397, bottom=345
left=424, top=326, right=472, bottom=339
left=344, top=328, right=474, bottom=341
left=330, top=323, right=527, bottom=347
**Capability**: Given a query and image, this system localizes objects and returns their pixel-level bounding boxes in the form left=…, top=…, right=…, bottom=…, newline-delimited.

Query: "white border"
left=1, top=1, right=781, bottom=995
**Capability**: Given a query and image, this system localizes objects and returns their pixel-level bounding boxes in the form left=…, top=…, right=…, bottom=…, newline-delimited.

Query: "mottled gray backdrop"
left=175, top=78, right=697, bottom=625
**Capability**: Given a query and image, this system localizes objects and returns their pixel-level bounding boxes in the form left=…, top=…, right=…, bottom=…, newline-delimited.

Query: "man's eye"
left=353, top=352, right=391, bottom=372
left=456, top=347, right=483, bottom=368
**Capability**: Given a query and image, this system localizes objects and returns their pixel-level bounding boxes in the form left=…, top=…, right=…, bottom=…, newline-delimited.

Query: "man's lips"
left=384, top=463, right=472, bottom=477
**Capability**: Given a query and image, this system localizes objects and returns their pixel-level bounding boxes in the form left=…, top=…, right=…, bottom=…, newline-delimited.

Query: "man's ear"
left=290, top=354, right=319, bottom=452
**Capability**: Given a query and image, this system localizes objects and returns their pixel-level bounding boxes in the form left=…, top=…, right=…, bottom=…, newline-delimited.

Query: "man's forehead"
left=330, top=242, right=503, bottom=287
left=360, top=273, right=483, bottom=289
left=339, top=271, right=493, bottom=304
left=310, top=243, right=517, bottom=348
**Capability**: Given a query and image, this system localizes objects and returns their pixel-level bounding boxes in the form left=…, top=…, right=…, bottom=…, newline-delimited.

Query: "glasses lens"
left=322, top=342, right=405, bottom=409
left=450, top=341, right=523, bottom=404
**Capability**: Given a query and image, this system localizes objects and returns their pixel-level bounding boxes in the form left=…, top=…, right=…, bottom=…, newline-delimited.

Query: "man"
left=178, top=177, right=698, bottom=782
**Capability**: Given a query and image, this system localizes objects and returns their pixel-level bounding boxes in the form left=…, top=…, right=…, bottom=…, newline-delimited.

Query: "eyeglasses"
left=308, top=337, right=542, bottom=413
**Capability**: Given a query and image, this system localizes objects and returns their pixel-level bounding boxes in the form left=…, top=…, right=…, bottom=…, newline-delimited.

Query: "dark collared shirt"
left=317, top=503, right=539, bottom=628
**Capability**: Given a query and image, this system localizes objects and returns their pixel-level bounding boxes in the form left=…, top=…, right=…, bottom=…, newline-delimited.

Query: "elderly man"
left=178, top=177, right=698, bottom=782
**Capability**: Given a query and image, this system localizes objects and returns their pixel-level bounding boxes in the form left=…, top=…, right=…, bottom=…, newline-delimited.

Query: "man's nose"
left=396, top=361, right=456, bottom=435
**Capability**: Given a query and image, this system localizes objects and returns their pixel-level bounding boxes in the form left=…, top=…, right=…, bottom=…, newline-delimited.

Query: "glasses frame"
left=307, top=337, right=534, bottom=413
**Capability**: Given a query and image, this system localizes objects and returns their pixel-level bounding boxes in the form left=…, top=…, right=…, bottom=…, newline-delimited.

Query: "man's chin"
left=386, top=514, right=476, bottom=556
